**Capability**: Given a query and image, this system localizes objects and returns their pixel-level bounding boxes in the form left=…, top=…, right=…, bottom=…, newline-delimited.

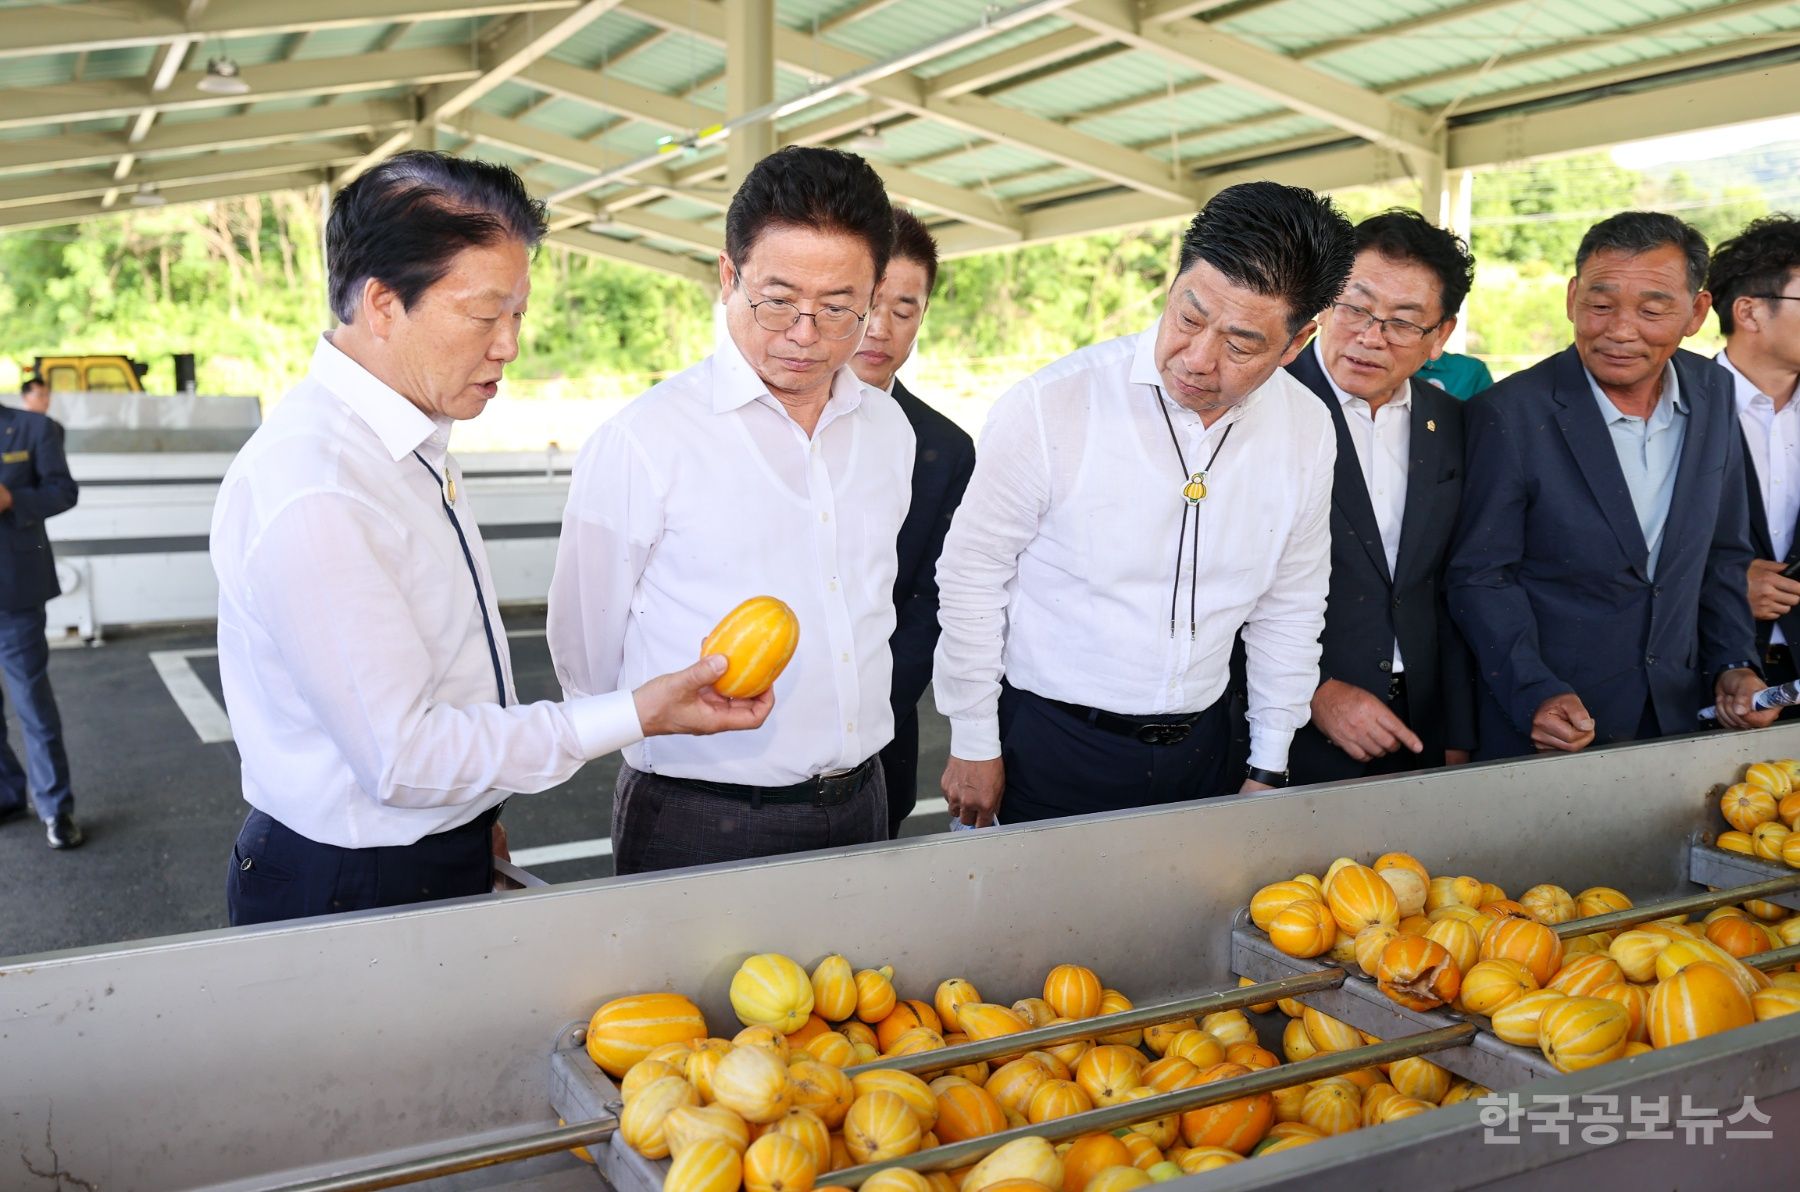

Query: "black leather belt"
left=1766, top=644, right=1792, bottom=669
left=1039, top=695, right=1205, bottom=746
left=676, top=757, right=876, bottom=808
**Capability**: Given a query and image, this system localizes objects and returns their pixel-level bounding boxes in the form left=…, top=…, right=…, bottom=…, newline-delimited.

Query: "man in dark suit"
left=851, top=209, right=974, bottom=835
left=1707, top=217, right=1800, bottom=692
left=1449, top=212, right=1775, bottom=759
left=1286, top=210, right=1478, bottom=783
left=0, top=376, right=82, bottom=848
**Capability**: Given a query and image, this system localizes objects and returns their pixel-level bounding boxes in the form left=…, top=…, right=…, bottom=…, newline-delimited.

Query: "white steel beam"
left=0, top=0, right=580, bottom=59
left=0, top=47, right=477, bottom=131
left=1061, top=0, right=1436, bottom=157
left=0, top=171, right=328, bottom=232
left=443, top=109, right=730, bottom=210
left=725, top=0, right=776, bottom=187
left=0, top=141, right=371, bottom=209
left=548, top=226, right=716, bottom=282
left=0, top=101, right=413, bottom=177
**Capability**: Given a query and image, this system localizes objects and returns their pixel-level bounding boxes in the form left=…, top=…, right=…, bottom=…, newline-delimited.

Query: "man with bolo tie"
left=211, top=152, right=770, bottom=926
left=933, top=182, right=1354, bottom=825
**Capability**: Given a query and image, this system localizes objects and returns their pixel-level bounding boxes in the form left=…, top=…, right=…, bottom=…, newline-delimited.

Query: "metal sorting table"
left=7, top=725, right=1800, bottom=1190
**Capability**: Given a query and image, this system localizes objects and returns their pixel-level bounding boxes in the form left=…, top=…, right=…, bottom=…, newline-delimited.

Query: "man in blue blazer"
left=1448, top=213, right=1775, bottom=758
left=0, top=377, right=82, bottom=847
left=1285, top=211, right=1478, bottom=783
left=850, top=210, right=975, bottom=835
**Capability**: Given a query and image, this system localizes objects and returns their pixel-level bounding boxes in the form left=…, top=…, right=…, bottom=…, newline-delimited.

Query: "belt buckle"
left=813, top=766, right=859, bottom=806
left=1135, top=723, right=1192, bottom=747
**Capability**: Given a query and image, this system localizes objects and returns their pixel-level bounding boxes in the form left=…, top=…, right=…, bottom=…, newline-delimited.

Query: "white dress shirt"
left=1314, top=339, right=1410, bottom=672
left=1722, top=349, right=1800, bottom=645
left=548, top=331, right=914, bottom=786
left=933, top=327, right=1336, bottom=772
left=210, top=336, right=643, bottom=848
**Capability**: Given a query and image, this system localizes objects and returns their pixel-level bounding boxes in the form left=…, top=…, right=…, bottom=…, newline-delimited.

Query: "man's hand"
left=491, top=820, right=511, bottom=863
left=1747, top=559, right=1800, bottom=622
left=1531, top=693, right=1596, bottom=753
left=0, top=481, right=11, bottom=515
left=633, top=655, right=775, bottom=737
left=1239, top=778, right=1274, bottom=793
left=1715, top=668, right=1780, bottom=731
left=1310, top=678, right=1424, bottom=762
left=942, top=756, right=1004, bottom=827
left=1444, top=749, right=1472, bottom=766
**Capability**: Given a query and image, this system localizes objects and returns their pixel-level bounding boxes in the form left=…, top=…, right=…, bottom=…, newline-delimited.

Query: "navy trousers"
left=0, top=605, right=73, bottom=822
left=226, top=806, right=498, bottom=926
left=997, top=682, right=1234, bottom=823
left=879, top=708, right=919, bottom=838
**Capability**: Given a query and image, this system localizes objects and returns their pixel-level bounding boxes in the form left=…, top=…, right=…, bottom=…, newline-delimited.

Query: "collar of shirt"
left=1312, top=337, right=1413, bottom=415
left=1127, top=324, right=1270, bottom=424
left=1718, top=348, right=1791, bottom=418
left=1584, top=359, right=1685, bottom=428
left=710, top=325, right=875, bottom=431
left=309, top=333, right=451, bottom=466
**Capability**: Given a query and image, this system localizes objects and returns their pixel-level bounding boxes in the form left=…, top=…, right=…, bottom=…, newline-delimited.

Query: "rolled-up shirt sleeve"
left=1241, top=415, right=1335, bottom=771
left=932, top=387, right=1051, bottom=761
left=242, top=491, right=641, bottom=808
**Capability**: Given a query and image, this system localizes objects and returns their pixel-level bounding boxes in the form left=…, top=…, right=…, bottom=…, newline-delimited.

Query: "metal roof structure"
left=4, top=0, right=1800, bottom=282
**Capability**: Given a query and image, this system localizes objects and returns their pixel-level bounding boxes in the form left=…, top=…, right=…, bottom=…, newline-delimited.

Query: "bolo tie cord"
left=1154, top=388, right=1233, bottom=640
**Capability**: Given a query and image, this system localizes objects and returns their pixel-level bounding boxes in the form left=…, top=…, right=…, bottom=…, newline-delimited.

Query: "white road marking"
left=149, top=648, right=234, bottom=744
left=510, top=798, right=953, bottom=867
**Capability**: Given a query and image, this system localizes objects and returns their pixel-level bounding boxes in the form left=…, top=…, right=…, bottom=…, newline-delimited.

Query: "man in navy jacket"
left=850, top=210, right=975, bottom=834
left=1448, top=213, right=1775, bottom=758
left=0, top=377, right=82, bottom=848
left=1285, top=211, right=1478, bottom=783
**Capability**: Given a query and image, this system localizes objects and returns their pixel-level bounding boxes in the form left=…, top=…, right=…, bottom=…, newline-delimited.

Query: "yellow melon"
left=586, top=993, right=709, bottom=1078
left=666, top=1138, right=745, bottom=1192
left=733, top=955, right=816, bottom=1034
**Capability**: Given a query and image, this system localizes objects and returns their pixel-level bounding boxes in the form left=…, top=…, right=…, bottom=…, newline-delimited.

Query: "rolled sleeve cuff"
left=1248, top=727, right=1295, bottom=773
left=564, top=690, right=645, bottom=759
left=948, top=716, right=1002, bottom=763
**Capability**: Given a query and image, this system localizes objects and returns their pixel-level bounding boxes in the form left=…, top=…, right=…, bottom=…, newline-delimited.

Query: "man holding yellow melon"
left=549, top=147, right=912, bottom=872
left=213, top=153, right=771, bottom=927
left=932, top=182, right=1355, bottom=825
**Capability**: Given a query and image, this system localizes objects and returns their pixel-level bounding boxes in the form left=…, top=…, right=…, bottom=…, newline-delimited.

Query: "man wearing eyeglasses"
left=1707, top=216, right=1800, bottom=698
left=1449, top=211, right=1773, bottom=758
left=1283, top=210, right=1478, bottom=784
left=548, top=147, right=910, bottom=873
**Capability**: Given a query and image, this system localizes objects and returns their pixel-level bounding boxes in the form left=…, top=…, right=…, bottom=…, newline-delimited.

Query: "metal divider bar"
left=274, top=1116, right=621, bottom=1192
left=1550, top=872, right=1800, bottom=939
left=826, top=1025, right=1479, bottom=1188
left=1746, top=941, right=1800, bottom=971
left=842, top=968, right=1349, bottom=1078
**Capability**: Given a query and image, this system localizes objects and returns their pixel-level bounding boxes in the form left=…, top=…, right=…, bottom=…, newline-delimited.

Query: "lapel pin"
left=1427, top=419, right=1437, bottom=432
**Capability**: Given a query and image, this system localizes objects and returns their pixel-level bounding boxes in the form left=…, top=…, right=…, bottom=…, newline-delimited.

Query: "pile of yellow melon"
left=582, top=953, right=1481, bottom=1192
left=1715, top=759, right=1800, bottom=869
left=1250, top=850, right=1800, bottom=1076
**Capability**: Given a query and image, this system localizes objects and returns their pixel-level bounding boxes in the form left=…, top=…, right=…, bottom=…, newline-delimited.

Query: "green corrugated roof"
left=1, top=0, right=1797, bottom=270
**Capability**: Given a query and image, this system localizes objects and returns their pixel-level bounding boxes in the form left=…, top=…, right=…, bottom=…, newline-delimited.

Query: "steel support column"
left=724, top=0, right=775, bottom=191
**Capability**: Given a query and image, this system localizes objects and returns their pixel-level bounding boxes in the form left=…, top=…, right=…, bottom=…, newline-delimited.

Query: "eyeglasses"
left=1754, top=294, right=1800, bottom=305
left=736, top=280, right=867, bottom=340
left=1329, top=301, right=1444, bottom=347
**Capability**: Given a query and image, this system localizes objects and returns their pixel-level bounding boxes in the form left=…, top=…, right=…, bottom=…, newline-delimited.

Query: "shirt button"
left=845, top=721, right=856, bottom=733
left=1379, top=660, right=1393, bottom=672
left=820, top=511, right=831, bottom=523
left=840, top=652, right=850, bottom=663
left=828, top=580, right=839, bottom=592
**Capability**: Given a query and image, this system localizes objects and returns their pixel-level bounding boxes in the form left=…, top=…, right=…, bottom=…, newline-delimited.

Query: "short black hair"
left=890, top=208, right=939, bottom=298
left=1354, top=209, right=1475, bottom=320
left=724, top=146, right=893, bottom=283
left=1175, top=181, right=1355, bottom=335
left=1575, top=211, right=1709, bottom=295
left=327, top=150, right=548, bottom=324
left=1708, top=214, right=1800, bottom=336
left=21, top=375, right=45, bottom=394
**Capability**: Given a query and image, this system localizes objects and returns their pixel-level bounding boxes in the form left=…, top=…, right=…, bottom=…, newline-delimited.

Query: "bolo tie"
left=1153, top=388, right=1233, bottom=640
left=411, top=450, right=508, bottom=709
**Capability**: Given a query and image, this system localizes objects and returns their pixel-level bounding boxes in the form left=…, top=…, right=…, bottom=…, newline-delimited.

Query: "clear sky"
left=1612, top=113, right=1800, bottom=168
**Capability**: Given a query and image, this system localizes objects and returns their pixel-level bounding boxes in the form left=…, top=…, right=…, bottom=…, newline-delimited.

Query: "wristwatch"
left=1246, top=766, right=1290, bottom=788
